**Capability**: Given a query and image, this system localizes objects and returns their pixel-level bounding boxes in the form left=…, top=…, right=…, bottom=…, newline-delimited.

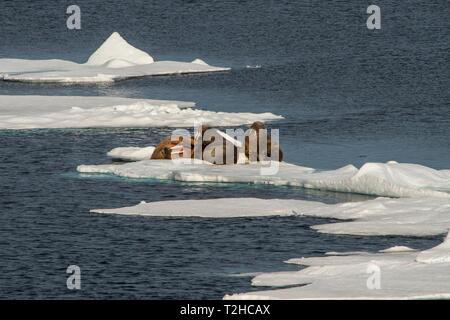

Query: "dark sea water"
left=0, top=0, right=448, bottom=298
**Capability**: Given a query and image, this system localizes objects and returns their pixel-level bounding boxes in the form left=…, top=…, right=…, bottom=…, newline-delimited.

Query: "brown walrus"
left=245, top=121, right=283, bottom=162
left=151, top=122, right=282, bottom=163
left=150, top=125, right=211, bottom=161
left=150, top=136, right=181, bottom=160
left=151, top=125, right=238, bottom=164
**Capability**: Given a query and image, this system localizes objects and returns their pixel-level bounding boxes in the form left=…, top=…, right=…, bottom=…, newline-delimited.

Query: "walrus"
left=244, top=121, right=283, bottom=162
left=151, top=121, right=281, bottom=163
left=150, top=136, right=181, bottom=160
left=150, top=125, right=238, bottom=164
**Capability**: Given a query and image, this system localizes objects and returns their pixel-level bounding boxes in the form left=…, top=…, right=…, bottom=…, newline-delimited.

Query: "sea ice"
left=0, top=32, right=229, bottom=83
left=91, top=198, right=308, bottom=218
left=310, top=197, right=450, bottom=236
left=80, top=151, right=450, bottom=299
left=78, top=160, right=450, bottom=198
left=85, top=32, right=154, bottom=66
left=416, top=232, right=450, bottom=264
left=0, top=95, right=282, bottom=129
left=224, top=232, right=450, bottom=299
left=90, top=196, right=450, bottom=237
left=107, top=147, right=156, bottom=161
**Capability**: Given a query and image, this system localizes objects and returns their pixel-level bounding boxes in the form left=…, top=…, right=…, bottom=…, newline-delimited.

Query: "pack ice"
left=83, top=156, right=450, bottom=237
left=79, top=148, right=450, bottom=300
left=0, top=32, right=229, bottom=83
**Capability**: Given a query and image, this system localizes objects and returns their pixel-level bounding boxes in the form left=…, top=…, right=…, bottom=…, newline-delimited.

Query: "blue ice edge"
left=64, top=170, right=378, bottom=202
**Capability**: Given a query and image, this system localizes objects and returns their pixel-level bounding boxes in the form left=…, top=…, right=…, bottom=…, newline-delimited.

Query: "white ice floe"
left=107, top=147, right=156, bottom=161
left=91, top=198, right=307, bottom=218
left=0, top=95, right=282, bottom=129
left=416, top=233, right=450, bottom=264
left=81, top=156, right=450, bottom=234
left=78, top=160, right=450, bottom=198
left=309, top=197, right=450, bottom=236
left=106, top=129, right=245, bottom=161
left=379, top=246, right=416, bottom=253
left=0, top=32, right=229, bottom=83
left=90, top=196, right=450, bottom=237
left=224, top=233, right=450, bottom=300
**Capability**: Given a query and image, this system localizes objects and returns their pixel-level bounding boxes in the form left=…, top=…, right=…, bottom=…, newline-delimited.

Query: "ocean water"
left=0, top=0, right=448, bottom=298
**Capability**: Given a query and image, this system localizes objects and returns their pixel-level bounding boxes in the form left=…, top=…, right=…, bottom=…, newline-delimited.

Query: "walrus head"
left=193, top=124, right=210, bottom=142
left=249, top=121, right=265, bottom=132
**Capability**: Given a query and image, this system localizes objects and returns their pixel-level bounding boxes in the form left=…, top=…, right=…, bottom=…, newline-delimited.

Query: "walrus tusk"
left=214, top=129, right=243, bottom=148
left=170, top=145, right=184, bottom=156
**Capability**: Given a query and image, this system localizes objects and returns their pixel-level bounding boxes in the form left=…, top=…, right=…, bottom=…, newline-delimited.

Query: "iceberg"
left=0, top=32, right=229, bottom=83
left=224, top=233, right=450, bottom=299
left=78, top=160, right=450, bottom=198
left=0, top=95, right=282, bottom=129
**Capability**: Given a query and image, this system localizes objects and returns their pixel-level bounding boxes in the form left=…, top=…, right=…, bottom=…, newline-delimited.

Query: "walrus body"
left=202, top=137, right=239, bottom=165
left=151, top=133, right=238, bottom=164
left=244, top=121, right=283, bottom=162
left=150, top=137, right=178, bottom=160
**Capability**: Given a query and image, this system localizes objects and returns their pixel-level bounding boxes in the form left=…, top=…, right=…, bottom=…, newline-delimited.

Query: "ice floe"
left=81, top=154, right=450, bottom=235
left=78, top=148, right=450, bottom=300
left=416, top=232, right=450, bottom=264
left=224, top=233, right=450, bottom=299
left=0, top=95, right=282, bottom=129
left=309, top=197, right=450, bottom=237
left=107, top=147, right=156, bottom=162
left=0, top=32, right=229, bottom=83
left=78, top=160, right=450, bottom=198
left=90, top=197, right=450, bottom=237
left=91, top=198, right=307, bottom=218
